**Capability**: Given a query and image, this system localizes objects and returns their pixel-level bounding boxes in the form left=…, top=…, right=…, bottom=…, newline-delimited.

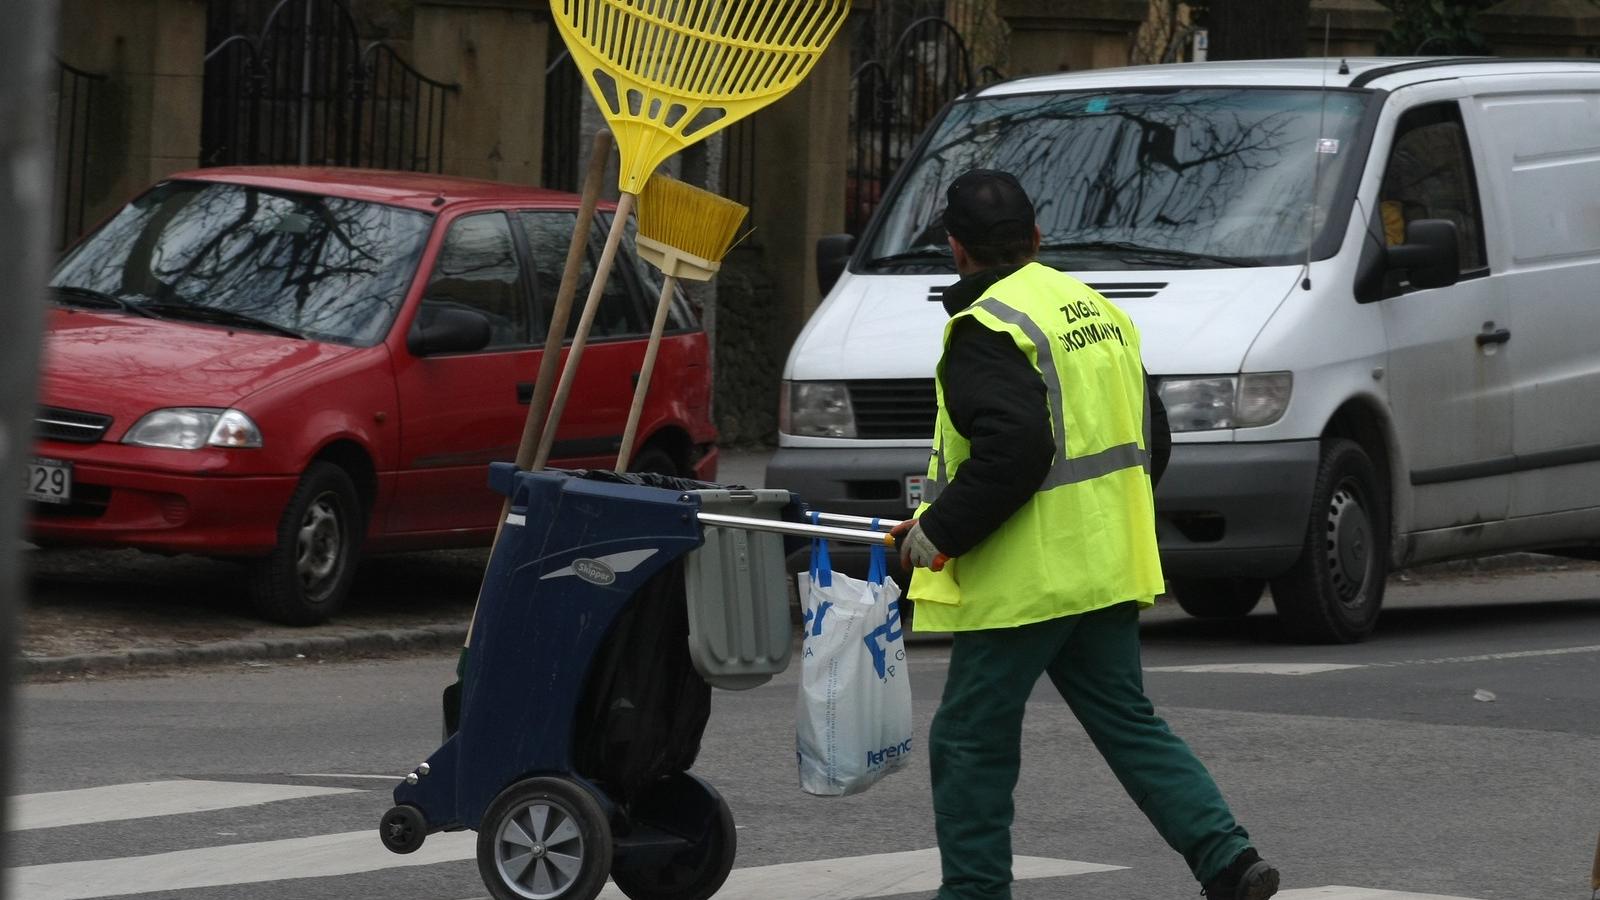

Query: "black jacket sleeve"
left=917, top=319, right=1054, bottom=557
left=1146, top=368, right=1171, bottom=489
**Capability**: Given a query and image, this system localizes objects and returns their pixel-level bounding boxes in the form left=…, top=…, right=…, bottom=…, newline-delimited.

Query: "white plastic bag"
left=796, top=520, right=913, bottom=796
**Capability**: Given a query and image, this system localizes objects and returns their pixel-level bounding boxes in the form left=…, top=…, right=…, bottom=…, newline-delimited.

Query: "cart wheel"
left=477, top=777, right=613, bottom=900
left=612, top=774, right=736, bottom=900
left=379, top=804, right=427, bottom=854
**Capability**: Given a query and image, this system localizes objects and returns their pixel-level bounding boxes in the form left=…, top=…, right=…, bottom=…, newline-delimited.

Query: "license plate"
left=904, top=474, right=925, bottom=510
left=26, top=458, right=72, bottom=505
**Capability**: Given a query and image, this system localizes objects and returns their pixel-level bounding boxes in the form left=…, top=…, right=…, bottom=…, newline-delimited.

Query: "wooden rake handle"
left=533, top=190, right=637, bottom=471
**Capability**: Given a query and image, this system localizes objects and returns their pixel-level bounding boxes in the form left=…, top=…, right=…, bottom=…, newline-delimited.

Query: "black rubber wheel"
left=1269, top=438, right=1388, bottom=643
left=629, top=445, right=681, bottom=477
left=611, top=774, right=736, bottom=900
left=477, top=777, right=613, bottom=900
left=249, top=461, right=365, bottom=625
left=1170, top=577, right=1266, bottom=619
left=379, top=804, right=427, bottom=854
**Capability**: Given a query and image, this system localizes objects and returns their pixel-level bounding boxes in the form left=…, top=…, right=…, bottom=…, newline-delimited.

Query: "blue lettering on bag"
left=865, top=738, right=914, bottom=768
left=863, top=599, right=904, bottom=680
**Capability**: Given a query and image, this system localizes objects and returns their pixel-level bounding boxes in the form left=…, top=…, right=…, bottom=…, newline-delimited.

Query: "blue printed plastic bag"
left=795, top=519, right=913, bottom=796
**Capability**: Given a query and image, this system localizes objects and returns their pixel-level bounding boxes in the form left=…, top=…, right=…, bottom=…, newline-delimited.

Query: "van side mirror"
left=816, top=233, right=856, bottom=298
left=407, top=304, right=492, bottom=356
left=1386, top=219, right=1460, bottom=291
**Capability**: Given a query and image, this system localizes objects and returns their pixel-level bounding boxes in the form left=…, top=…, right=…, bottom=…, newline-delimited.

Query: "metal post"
left=298, top=0, right=313, bottom=164
left=1, top=0, right=57, bottom=858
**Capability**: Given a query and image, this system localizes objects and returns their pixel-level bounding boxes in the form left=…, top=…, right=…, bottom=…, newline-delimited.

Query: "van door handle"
left=516, top=382, right=534, bottom=404
left=1475, top=329, right=1511, bottom=346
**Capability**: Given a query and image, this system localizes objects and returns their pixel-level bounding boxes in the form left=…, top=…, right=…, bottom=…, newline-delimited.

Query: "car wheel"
left=1269, top=438, right=1388, bottom=643
left=477, top=776, right=613, bottom=900
left=1170, top=577, right=1265, bottom=619
left=249, top=461, right=364, bottom=626
left=630, top=446, right=681, bottom=477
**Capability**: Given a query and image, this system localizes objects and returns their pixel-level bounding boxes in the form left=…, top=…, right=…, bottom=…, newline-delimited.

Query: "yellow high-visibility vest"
left=909, top=262, right=1164, bottom=631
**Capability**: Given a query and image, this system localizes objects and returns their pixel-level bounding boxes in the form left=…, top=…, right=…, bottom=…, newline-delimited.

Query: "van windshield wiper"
left=1039, top=241, right=1258, bottom=268
left=51, top=285, right=157, bottom=317
left=862, top=246, right=954, bottom=269
left=138, top=299, right=305, bottom=339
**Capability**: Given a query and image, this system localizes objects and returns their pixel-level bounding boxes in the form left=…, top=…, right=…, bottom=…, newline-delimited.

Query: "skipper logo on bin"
left=867, top=738, right=912, bottom=769
left=572, top=558, right=617, bottom=586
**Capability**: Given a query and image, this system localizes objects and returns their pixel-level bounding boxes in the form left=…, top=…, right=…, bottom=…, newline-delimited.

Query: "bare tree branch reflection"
left=52, top=180, right=431, bottom=345
left=869, top=89, right=1370, bottom=269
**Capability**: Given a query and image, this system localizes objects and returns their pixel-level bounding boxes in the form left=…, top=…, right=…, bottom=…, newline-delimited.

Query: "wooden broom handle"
left=533, top=190, right=637, bottom=471
left=467, top=130, right=613, bottom=649
left=517, top=129, right=612, bottom=472
left=615, top=273, right=679, bottom=470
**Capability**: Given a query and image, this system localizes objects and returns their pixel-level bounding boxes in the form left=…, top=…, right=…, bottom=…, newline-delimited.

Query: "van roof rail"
left=1348, top=56, right=1600, bottom=88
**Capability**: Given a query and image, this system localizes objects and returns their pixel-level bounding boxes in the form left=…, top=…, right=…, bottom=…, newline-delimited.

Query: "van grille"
left=848, top=380, right=936, bottom=439
left=36, top=407, right=113, bottom=443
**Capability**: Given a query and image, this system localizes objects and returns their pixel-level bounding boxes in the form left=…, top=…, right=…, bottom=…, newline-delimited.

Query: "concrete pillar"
left=747, top=32, right=853, bottom=337
left=1476, top=0, right=1600, bottom=57
left=1305, top=0, right=1396, bottom=57
left=57, top=0, right=205, bottom=223
left=413, top=0, right=548, bottom=185
left=997, top=0, right=1148, bottom=76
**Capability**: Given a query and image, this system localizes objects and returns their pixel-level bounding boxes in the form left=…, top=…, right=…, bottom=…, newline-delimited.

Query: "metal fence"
left=201, top=0, right=457, bottom=171
left=53, top=58, right=104, bottom=249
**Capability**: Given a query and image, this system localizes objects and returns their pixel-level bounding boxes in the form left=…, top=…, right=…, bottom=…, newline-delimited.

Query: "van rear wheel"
left=1269, top=439, right=1387, bottom=643
left=1170, top=577, right=1264, bottom=619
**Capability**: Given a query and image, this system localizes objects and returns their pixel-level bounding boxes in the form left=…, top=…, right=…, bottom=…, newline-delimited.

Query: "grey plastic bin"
left=684, top=489, right=796, bottom=690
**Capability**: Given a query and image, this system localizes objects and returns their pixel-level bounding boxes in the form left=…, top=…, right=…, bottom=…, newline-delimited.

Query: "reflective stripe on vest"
left=923, top=296, right=1149, bottom=503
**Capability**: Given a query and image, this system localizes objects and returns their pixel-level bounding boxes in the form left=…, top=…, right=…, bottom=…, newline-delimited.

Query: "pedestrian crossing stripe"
left=1277, top=890, right=1485, bottom=900
left=8, top=780, right=361, bottom=831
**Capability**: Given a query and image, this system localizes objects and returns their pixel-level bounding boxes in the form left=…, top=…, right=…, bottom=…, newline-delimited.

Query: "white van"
left=769, top=57, right=1600, bottom=643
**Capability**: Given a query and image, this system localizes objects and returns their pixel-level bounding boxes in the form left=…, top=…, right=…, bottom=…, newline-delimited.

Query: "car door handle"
left=517, top=382, right=534, bottom=404
left=1475, top=329, right=1511, bottom=346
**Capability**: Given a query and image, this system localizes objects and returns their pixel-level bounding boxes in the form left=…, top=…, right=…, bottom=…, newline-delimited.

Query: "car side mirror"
left=816, top=233, right=856, bottom=298
left=407, top=304, right=491, bottom=356
left=1385, top=218, right=1460, bottom=291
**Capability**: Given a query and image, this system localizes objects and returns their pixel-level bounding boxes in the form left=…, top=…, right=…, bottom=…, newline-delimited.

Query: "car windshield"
left=862, top=87, right=1372, bottom=272
left=51, top=180, right=432, bottom=345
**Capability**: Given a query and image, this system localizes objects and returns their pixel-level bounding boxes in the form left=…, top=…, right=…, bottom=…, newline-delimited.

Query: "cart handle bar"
left=696, top=512, right=905, bottom=546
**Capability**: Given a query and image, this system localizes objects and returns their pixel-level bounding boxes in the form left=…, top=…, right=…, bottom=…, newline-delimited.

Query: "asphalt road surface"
left=10, top=568, right=1600, bottom=900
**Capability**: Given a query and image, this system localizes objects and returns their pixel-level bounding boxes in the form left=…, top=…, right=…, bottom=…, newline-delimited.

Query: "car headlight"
left=781, top=381, right=857, bottom=438
left=1157, top=373, right=1291, bottom=431
left=123, top=408, right=263, bottom=449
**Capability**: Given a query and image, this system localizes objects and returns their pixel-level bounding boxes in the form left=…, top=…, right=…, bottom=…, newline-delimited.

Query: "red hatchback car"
left=30, top=168, right=718, bottom=624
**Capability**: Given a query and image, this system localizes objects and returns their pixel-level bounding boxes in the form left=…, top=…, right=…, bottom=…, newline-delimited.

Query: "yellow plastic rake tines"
left=554, top=0, right=850, bottom=193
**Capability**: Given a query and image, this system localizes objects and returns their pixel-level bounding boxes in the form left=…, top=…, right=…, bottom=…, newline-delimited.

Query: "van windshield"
left=52, top=180, right=432, bottom=345
left=862, top=87, right=1372, bottom=272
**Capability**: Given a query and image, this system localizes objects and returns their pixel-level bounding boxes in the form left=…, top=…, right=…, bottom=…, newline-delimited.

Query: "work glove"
left=890, top=518, right=948, bottom=572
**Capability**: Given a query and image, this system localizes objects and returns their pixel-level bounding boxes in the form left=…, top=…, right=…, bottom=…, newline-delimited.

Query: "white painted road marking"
left=1370, top=644, right=1600, bottom=667
left=7, top=780, right=361, bottom=831
left=1278, top=888, right=1485, bottom=900
left=598, top=848, right=1123, bottom=900
left=1144, top=662, right=1366, bottom=676
left=6, top=838, right=1116, bottom=900
left=6, top=829, right=477, bottom=900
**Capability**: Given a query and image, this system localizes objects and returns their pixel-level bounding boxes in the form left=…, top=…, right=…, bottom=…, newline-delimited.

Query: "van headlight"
left=123, top=408, right=264, bottom=449
left=781, top=381, right=857, bottom=438
left=1156, top=373, right=1291, bottom=431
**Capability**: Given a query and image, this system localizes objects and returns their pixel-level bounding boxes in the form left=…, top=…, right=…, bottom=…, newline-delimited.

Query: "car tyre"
left=1170, top=577, right=1265, bottom=619
left=249, top=461, right=364, bottom=626
left=630, top=446, right=681, bottom=478
left=1269, top=438, right=1388, bottom=643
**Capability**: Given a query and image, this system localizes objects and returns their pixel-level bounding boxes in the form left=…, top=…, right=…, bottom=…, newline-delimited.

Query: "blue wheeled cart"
left=377, top=463, right=893, bottom=900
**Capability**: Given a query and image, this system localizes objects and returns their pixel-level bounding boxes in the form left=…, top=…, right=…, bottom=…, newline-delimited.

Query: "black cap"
left=942, top=169, right=1036, bottom=247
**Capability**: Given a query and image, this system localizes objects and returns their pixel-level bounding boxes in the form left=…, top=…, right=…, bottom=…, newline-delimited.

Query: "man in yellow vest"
left=890, top=170, right=1279, bottom=900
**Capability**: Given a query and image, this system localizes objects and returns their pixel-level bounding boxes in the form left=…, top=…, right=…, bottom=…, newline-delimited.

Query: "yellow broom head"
left=635, top=176, right=748, bottom=282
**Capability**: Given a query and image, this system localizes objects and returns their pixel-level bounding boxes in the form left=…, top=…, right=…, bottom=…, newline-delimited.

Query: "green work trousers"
left=929, top=601, right=1251, bottom=900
